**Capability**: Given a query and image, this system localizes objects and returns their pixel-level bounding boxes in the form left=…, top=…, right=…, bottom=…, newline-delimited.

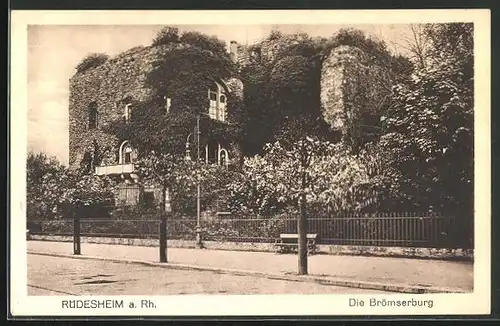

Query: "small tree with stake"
left=135, top=151, right=177, bottom=262
left=234, top=127, right=376, bottom=274
left=242, top=135, right=341, bottom=275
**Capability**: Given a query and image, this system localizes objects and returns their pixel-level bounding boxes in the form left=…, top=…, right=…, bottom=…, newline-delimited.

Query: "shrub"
left=27, top=151, right=68, bottom=221
left=152, top=26, right=180, bottom=46
left=75, top=53, right=109, bottom=73
left=179, top=31, right=227, bottom=56
left=202, top=214, right=290, bottom=242
left=108, top=205, right=159, bottom=221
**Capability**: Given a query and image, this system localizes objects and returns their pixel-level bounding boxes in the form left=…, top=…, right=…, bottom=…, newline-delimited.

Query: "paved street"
left=28, top=253, right=390, bottom=295
left=28, top=241, right=474, bottom=292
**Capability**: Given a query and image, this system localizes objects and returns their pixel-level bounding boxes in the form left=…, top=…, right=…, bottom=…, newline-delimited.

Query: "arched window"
left=119, top=141, right=135, bottom=164
left=88, top=102, right=98, bottom=129
left=218, top=147, right=229, bottom=167
left=208, top=81, right=227, bottom=122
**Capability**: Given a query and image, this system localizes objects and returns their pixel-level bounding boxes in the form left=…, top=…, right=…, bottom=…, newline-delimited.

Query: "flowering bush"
left=226, top=137, right=384, bottom=216
left=203, top=214, right=290, bottom=242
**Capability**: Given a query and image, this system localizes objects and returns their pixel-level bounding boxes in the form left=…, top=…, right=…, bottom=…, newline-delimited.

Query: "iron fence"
left=27, top=212, right=473, bottom=249
left=201, top=213, right=472, bottom=249
left=28, top=217, right=198, bottom=240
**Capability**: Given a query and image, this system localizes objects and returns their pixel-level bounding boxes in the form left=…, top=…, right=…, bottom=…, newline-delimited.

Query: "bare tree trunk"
left=298, top=192, right=308, bottom=275
left=159, top=185, right=167, bottom=262
left=297, top=141, right=308, bottom=275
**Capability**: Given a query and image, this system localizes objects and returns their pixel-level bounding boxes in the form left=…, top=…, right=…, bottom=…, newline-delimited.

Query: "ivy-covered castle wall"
left=69, top=41, right=392, bottom=170
left=320, top=45, right=393, bottom=141
left=69, top=45, right=160, bottom=169
left=68, top=43, right=242, bottom=170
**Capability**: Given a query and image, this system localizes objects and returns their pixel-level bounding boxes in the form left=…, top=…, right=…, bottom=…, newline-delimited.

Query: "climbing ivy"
left=240, top=28, right=410, bottom=155
left=151, top=26, right=180, bottom=46
left=75, top=53, right=109, bottom=74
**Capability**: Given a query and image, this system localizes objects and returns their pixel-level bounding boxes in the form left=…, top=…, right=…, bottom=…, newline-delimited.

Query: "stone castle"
left=68, top=38, right=391, bottom=206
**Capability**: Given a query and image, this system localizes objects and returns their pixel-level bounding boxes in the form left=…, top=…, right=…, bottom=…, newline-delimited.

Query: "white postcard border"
left=10, top=9, right=491, bottom=316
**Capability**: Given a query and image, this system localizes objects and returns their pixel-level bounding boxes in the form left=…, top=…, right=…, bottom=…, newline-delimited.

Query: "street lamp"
left=185, top=115, right=203, bottom=248
left=185, top=134, right=193, bottom=161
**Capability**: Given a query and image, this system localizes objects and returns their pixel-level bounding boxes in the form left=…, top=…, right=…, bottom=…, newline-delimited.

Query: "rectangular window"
left=88, top=114, right=97, bottom=129
left=219, top=95, right=227, bottom=122
left=88, top=103, right=98, bottom=129
left=206, top=142, right=219, bottom=164
left=209, top=91, right=218, bottom=120
left=124, top=152, right=132, bottom=164
left=208, top=88, right=228, bottom=123
left=165, top=97, right=171, bottom=113
left=124, top=103, right=132, bottom=122
left=209, top=106, right=217, bottom=120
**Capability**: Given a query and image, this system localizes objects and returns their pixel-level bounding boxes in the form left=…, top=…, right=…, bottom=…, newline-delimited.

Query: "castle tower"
left=320, top=45, right=393, bottom=139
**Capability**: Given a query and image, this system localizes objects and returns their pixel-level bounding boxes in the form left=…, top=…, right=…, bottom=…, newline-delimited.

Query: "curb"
left=28, top=251, right=468, bottom=294
left=29, top=236, right=475, bottom=262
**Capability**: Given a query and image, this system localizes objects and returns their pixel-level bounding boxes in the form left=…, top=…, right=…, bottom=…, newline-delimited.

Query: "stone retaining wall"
left=29, top=234, right=473, bottom=261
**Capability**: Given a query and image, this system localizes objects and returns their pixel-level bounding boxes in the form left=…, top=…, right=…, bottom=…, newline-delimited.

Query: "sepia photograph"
left=10, top=9, right=491, bottom=317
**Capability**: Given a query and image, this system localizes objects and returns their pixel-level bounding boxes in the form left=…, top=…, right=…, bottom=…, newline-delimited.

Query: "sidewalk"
left=27, top=240, right=473, bottom=293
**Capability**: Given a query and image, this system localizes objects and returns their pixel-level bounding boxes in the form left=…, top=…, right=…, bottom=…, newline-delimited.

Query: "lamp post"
left=186, top=115, right=203, bottom=248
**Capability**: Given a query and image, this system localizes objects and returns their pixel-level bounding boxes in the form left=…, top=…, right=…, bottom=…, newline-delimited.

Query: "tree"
left=100, top=30, right=246, bottom=253
left=27, top=152, right=68, bottom=221
left=380, top=23, right=473, bottom=218
left=397, top=24, right=433, bottom=70
left=229, top=28, right=413, bottom=272
left=59, top=172, right=116, bottom=214
left=152, top=26, right=180, bottom=46
left=229, top=138, right=380, bottom=215
left=227, top=136, right=378, bottom=274
left=27, top=151, right=116, bottom=224
left=134, top=151, right=203, bottom=215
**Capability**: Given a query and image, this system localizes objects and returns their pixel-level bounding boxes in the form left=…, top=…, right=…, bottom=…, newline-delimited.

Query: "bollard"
left=73, top=215, right=81, bottom=255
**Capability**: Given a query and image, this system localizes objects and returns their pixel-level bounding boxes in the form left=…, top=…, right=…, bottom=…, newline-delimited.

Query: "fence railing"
left=202, top=214, right=472, bottom=249
left=27, top=217, right=196, bottom=240
left=28, top=211, right=473, bottom=249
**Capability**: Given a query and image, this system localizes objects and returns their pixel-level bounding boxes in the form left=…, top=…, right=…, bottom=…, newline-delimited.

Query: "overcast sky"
left=28, top=24, right=413, bottom=165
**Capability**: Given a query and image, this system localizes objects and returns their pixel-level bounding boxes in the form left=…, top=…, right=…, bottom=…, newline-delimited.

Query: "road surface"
left=28, top=241, right=474, bottom=292
left=28, top=253, right=390, bottom=295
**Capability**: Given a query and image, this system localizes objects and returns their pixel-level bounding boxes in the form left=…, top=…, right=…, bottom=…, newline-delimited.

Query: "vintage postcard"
left=10, top=9, right=491, bottom=317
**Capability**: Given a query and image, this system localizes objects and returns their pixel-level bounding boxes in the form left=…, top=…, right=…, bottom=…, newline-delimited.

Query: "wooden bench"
left=275, top=233, right=318, bottom=255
